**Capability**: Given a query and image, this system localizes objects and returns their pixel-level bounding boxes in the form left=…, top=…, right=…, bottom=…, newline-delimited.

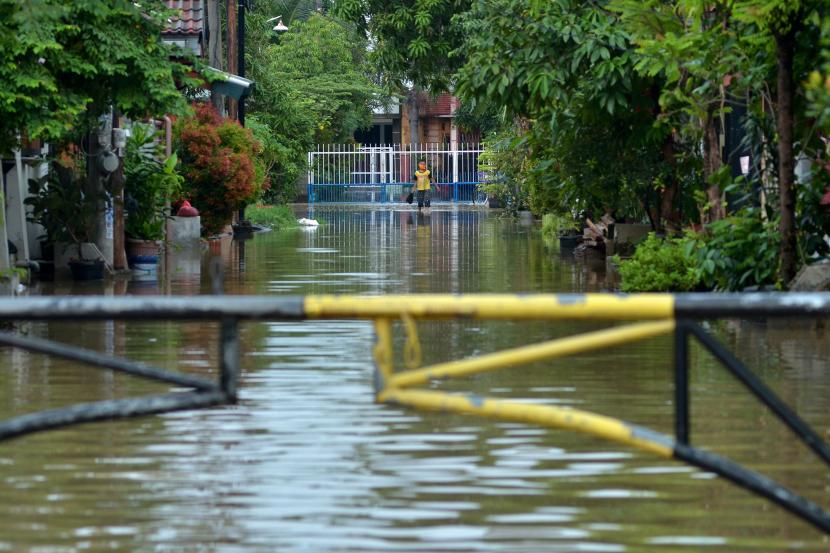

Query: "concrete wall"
left=167, top=216, right=201, bottom=245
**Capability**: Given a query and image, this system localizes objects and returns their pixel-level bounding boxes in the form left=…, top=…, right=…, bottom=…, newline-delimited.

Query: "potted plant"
left=124, top=123, right=183, bottom=267
left=26, top=166, right=106, bottom=280
left=541, top=213, right=581, bottom=249
left=558, top=218, right=582, bottom=249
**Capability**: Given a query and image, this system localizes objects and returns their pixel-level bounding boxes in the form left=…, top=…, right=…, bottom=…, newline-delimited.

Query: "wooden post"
left=226, top=0, right=238, bottom=120
left=775, top=26, right=798, bottom=284
left=207, top=0, right=225, bottom=114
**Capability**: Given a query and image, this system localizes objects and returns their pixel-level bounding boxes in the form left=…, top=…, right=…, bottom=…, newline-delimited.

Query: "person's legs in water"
left=416, top=190, right=425, bottom=210
left=424, top=188, right=431, bottom=208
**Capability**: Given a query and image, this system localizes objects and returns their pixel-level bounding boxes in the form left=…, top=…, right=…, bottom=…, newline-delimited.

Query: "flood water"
left=2, top=206, right=830, bottom=552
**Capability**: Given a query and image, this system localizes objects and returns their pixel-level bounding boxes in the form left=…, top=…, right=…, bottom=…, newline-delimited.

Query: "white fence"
left=306, top=143, right=485, bottom=204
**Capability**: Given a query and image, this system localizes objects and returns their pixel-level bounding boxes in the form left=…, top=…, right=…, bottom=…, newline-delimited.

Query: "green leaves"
left=457, top=0, right=637, bottom=120
left=246, top=11, right=378, bottom=201
left=691, top=206, right=781, bottom=291
left=618, top=233, right=701, bottom=292
left=0, top=0, right=195, bottom=151
left=335, top=0, right=470, bottom=90
left=124, top=124, right=183, bottom=240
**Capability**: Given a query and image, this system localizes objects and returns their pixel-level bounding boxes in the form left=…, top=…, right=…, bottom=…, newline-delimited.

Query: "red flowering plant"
left=175, top=103, right=269, bottom=235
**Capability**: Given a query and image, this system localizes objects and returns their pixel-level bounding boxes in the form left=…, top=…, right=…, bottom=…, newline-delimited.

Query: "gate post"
left=307, top=151, right=314, bottom=204
left=674, top=321, right=689, bottom=445
left=452, top=150, right=459, bottom=203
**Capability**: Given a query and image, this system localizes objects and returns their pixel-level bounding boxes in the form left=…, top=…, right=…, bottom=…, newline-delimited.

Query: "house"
left=355, top=93, right=480, bottom=146
left=162, top=0, right=205, bottom=56
left=355, top=101, right=402, bottom=145
left=163, top=1, right=252, bottom=111
left=411, top=93, right=458, bottom=145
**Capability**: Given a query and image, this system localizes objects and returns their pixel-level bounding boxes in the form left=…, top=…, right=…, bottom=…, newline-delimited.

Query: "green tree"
left=246, top=11, right=378, bottom=201
left=0, top=0, right=196, bottom=152
left=457, top=0, right=690, bottom=227
left=613, top=1, right=760, bottom=222
left=335, top=0, right=473, bottom=144
left=335, top=0, right=470, bottom=91
left=269, top=14, right=378, bottom=142
left=805, top=15, right=830, bottom=230
left=262, top=0, right=327, bottom=24
left=733, top=0, right=828, bottom=282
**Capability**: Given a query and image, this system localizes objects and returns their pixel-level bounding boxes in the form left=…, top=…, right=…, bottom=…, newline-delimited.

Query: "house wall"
left=421, top=117, right=451, bottom=144
left=359, top=95, right=471, bottom=146
left=3, top=155, right=48, bottom=263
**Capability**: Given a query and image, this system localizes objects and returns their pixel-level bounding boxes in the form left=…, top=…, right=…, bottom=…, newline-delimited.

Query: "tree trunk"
left=207, top=0, right=225, bottom=114
left=775, top=28, right=798, bottom=284
left=703, top=108, right=725, bottom=221
left=659, top=135, right=680, bottom=232
left=406, top=89, right=420, bottom=145
left=226, top=0, right=238, bottom=120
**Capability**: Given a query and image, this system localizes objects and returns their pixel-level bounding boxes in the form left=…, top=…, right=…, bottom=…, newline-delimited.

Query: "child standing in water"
left=412, top=160, right=439, bottom=211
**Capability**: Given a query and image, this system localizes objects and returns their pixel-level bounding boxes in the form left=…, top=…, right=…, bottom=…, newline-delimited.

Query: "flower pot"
left=34, top=261, right=55, bottom=281
left=129, top=255, right=159, bottom=276
left=69, top=260, right=104, bottom=281
left=559, top=234, right=581, bottom=250
left=39, top=241, right=54, bottom=261
left=126, top=238, right=161, bottom=259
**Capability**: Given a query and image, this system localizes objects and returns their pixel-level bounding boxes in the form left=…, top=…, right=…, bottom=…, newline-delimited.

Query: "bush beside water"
left=245, top=205, right=299, bottom=229
left=617, top=233, right=699, bottom=292
left=617, top=207, right=781, bottom=292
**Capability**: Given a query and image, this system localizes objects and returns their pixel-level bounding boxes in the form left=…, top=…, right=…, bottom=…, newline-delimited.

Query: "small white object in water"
left=297, top=218, right=319, bottom=227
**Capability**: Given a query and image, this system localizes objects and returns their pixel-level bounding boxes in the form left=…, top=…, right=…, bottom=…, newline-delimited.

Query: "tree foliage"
left=335, top=0, right=470, bottom=90
left=0, top=0, right=198, bottom=152
left=269, top=14, right=378, bottom=142
left=247, top=11, right=378, bottom=201
left=457, top=0, right=692, bottom=226
left=346, top=0, right=830, bottom=287
left=457, top=0, right=638, bottom=118
left=176, top=104, right=266, bottom=235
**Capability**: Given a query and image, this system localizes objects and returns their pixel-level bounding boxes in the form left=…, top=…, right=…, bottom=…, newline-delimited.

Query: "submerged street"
left=2, top=207, right=829, bottom=551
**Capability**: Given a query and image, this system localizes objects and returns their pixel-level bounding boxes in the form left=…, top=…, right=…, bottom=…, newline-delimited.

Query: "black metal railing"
left=0, top=292, right=829, bottom=533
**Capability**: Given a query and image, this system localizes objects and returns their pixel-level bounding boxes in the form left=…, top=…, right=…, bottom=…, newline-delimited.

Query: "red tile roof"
left=163, top=0, right=203, bottom=36
left=419, top=93, right=459, bottom=117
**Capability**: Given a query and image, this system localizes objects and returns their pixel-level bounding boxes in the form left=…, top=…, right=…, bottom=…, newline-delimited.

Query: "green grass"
left=246, top=204, right=298, bottom=229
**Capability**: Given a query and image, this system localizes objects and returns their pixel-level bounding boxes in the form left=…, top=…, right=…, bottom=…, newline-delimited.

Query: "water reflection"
left=1, top=206, right=828, bottom=552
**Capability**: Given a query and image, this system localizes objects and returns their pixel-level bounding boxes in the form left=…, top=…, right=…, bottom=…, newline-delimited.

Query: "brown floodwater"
left=1, top=206, right=829, bottom=552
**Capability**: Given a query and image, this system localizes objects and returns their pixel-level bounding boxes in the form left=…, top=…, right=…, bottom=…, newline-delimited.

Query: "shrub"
left=176, top=103, right=267, bottom=235
left=245, top=205, right=298, bottom=229
left=541, top=212, right=579, bottom=241
left=246, top=115, right=298, bottom=205
left=479, top=127, right=531, bottom=214
left=692, top=207, right=780, bottom=291
left=797, top=166, right=830, bottom=261
left=617, top=233, right=700, bottom=292
left=619, top=206, right=781, bottom=292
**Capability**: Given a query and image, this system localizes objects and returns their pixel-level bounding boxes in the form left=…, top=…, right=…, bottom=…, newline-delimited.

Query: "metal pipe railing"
left=1, top=292, right=829, bottom=532
left=0, top=292, right=826, bottom=320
